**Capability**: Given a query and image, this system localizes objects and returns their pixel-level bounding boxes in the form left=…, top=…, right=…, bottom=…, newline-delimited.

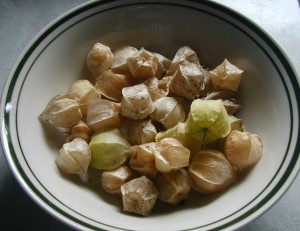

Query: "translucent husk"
left=127, top=47, right=159, bottom=80
left=101, top=166, right=133, bottom=196
left=120, top=83, right=155, bottom=120
left=185, top=99, right=231, bottom=145
left=203, top=90, right=237, bottom=100
left=127, top=119, right=157, bottom=145
left=209, top=115, right=245, bottom=153
left=188, top=149, right=236, bottom=194
left=209, top=58, right=244, bottom=92
left=121, top=176, right=158, bottom=216
left=154, top=168, right=191, bottom=205
left=56, top=138, right=91, bottom=177
left=150, top=97, right=185, bottom=129
left=68, top=79, right=95, bottom=99
left=222, top=99, right=241, bottom=115
left=169, top=62, right=206, bottom=100
left=128, top=142, right=158, bottom=179
left=155, top=122, right=201, bottom=154
left=203, top=90, right=241, bottom=115
left=89, top=128, right=131, bottom=170
left=153, top=138, right=190, bottom=173
left=224, top=130, right=263, bottom=171
left=86, top=43, right=114, bottom=77
left=68, top=79, right=101, bottom=114
left=66, top=120, right=92, bottom=143
left=228, top=115, right=245, bottom=132
left=167, top=46, right=200, bottom=75
left=81, top=90, right=102, bottom=115
left=143, top=77, right=169, bottom=101
left=152, top=52, right=171, bottom=78
left=111, top=46, right=138, bottom=73
left=86, top=98, right=122, bottom=131
left=39, top=42, right=264, bottom=217
left=95, top=69, right=133, bottom=102
left=39, top=93, right=82, bottom=129
left=200, top=68, right=213, bottom=97
left=158, top=76, right=173, bottom=96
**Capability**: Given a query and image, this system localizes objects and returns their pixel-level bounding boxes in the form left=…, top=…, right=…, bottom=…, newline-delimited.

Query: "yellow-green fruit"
left=155, top=122, right=201, bottom=153
left=89, top=128, right=131, bottom=170
left=185, top=99, right=230, bottom=145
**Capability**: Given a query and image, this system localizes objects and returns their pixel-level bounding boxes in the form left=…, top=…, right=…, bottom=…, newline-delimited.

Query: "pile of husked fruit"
left=39, top=43, right=263, bottom=216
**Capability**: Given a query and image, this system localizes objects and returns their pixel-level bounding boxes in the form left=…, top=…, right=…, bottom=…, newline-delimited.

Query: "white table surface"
left=0, top=0, right=299, bottom=230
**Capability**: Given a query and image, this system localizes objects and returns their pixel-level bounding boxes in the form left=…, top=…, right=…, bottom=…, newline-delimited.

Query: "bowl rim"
left=1, top=0, right=300, bottom=230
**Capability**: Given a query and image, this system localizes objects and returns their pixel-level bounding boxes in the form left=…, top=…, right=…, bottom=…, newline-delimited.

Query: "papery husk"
left=86, top=43, right=114, bottom=77
left=224, top=130, right=263, bottom=171
left=128, top=142, right=158, bottom=179
left=68, top=79, right=101, bottom=114
left=200, top=68, right=213, bottom=97
left=153, top=138, right=190, bottom=173
left=204, top=90, right=237, bottom=100
left=95, top=69, right=133, bottom=102
left=167, top=46, right=200, bottom=75
left=86, top=99, right=122, bottom=131
left=89, top=128, right=131, bottom=170
left=68, top=80, right=95, bottom=99
left=121, top=176, right=158, bottom=216
left=188, top=149, right=236, bottom=194
left=80, top=89, right=102, bottom=115
left=158, top=76, right=173, bottom=96
left=152, top=52, right=171, bottom=78
left=127, top=47, right=158, bottom=80
left=150, top=97, right=185, bottom=129
left=185, top=99, right=231, bottom=145
left=56, top=138, right=91, bottom=177
left=222, top=99, right=241, bottom=115
left=39, top=93, right=82, bottom=129
left=211, top=115, right=245, bottom=152
left=228, top=115, right=245, bottom=132
left=170, top=62, right=207, bottom=100
left=101, top=166, right=133, bottom=196
left=66, top=120, right=92, bottom=143
left=210, top=59, right=244, bottom=92
left=111, top=46, right=138, bottom=74
left=203, top=90, right=241, bottom=115
left=143, top=77, right=169, bottom=102
left=155, top=168, right=191, bottom=205
left=127, top=119, right=157, bottom=145
left=121, top=83, right=155, bottom=120
left=155, top=122, right=201, bottom=154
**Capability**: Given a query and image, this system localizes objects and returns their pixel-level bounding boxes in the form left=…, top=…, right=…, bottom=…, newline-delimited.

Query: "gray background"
left=1, top=0, right=300, bottom=230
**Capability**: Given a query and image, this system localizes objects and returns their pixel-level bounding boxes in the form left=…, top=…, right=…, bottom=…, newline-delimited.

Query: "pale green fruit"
left=185, top=99, right=230, bottom=145
left=89, top=128, right=131, bottom=170
left=155, top=122, right=201, bottom=153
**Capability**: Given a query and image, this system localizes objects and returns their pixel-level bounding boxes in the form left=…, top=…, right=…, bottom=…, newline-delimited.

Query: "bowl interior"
left=3, top=1, right=299, bottom=231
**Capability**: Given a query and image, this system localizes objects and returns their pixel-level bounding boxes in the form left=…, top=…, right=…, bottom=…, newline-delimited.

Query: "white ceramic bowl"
left=1, top=1, right=300, bottom=230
